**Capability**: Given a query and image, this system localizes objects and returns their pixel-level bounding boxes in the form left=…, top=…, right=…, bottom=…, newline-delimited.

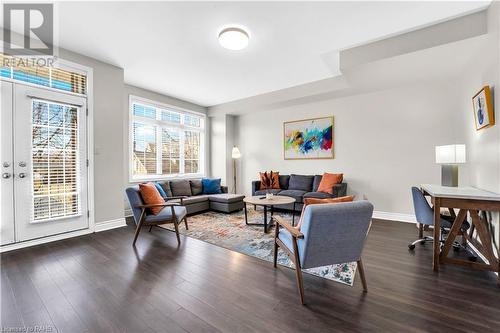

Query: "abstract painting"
left=472, top=86, right=495, bottom=130
left=283, top=116, right=333, bottom=159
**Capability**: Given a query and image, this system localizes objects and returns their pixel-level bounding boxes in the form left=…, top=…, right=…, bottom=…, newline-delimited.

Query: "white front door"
left=13, top=85, right=89, bottom=242
left=1, top=82, right=15, bottom=245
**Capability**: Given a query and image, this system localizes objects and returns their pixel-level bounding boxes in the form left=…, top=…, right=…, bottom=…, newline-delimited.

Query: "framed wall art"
left=283, top=116, right=333, bottom=160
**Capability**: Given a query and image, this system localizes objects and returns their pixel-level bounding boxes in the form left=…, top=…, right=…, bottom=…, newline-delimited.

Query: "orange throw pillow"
left=139, top=182, right=165, bottom=215
left=317, top=173, right=343, bottom=194
left=295, top=195, right=354, bottom=230
left=259, top=171, right=280, bottom=190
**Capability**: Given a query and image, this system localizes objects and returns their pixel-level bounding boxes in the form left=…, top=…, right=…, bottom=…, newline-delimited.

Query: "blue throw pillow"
left=154, top=182, right=167, bottom=198
left=202, top=178, right=222, bottom=194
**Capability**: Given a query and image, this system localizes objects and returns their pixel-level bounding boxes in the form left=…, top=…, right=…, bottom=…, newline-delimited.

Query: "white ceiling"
left=55, top=1, right=490, bottom=106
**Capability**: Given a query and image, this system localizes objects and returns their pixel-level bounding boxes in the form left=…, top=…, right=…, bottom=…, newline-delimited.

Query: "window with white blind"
left=32, top=100, right=81, bottom=221
left=130, top=96, right=205, bottom=180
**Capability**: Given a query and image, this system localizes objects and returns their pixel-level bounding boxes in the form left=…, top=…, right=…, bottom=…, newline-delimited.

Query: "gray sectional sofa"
left=252, top=174, right=347, bottom=211
left=156, top=179, right=245, bottom=215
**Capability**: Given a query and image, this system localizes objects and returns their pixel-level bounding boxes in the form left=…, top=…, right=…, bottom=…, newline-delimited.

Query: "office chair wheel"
left=408, top=244, right=416, bottom=250
left=468, top=255, right=478, bottom=262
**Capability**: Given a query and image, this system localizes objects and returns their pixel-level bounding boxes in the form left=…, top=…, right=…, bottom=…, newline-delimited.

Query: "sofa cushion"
left=190, top=179, right=203, bottom=196
left=288, top=174, right=314, bottom=192
left=170, top=180, right=192, bottom=197
left=208, top=193, right=245, bottom=204
left=145, top=205, right=187, bottom=223
left=255, top=189, right=281, bottom=196
left=312, top=175, right=322, bottom=192
left=279, top=175, right=290, bottom=189
left=202, top=178, right=222, bottom=194
left=278, top=189, right=307, bottom=203
left=183, top=195, right=209, bottom=205
left=159, top=181, right=173, bottom=197
left=139, top=183, right=165, bottom=215
left=303, top=191, right=333, bottom=199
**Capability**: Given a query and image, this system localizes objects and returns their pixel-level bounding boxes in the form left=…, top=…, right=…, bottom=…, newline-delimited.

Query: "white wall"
left=59, top=48, right=125, bottom=226
left=236, top=80, right=459, bottom=215
left=208, top=114, right=235, bottom=189
left=456, top=3, right=500, bottom=251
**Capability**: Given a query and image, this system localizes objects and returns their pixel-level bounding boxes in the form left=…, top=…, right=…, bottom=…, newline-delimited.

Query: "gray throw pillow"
left=159, top=181, right=173, bottom=197
left=312, top=175, right=323, bottom=192
left=190, top=179, right=203, bottom=196
left=288, top=174, right=314, bottom=192
left=170, top=180, right=192, bottom=196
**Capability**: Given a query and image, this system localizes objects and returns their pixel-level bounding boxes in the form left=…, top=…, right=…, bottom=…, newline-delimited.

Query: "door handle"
left=18, top=173, right=26, bottom=179
left=2, top=173, right=11, bottom=179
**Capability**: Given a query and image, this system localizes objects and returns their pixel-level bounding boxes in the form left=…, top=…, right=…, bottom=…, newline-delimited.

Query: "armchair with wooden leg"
left=126, top=186, right=189, bottom=246
left=273, top=200, right=374, bottom=304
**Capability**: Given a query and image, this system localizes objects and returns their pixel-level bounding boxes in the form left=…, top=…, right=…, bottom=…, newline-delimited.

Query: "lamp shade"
left=435, top=144, right=466, bottom=164
left=231, top=146, right=241, bottom=159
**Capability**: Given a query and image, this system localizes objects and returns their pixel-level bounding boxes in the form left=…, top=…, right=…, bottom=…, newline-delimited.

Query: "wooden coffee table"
left=243, top=195, right=296, bottom=233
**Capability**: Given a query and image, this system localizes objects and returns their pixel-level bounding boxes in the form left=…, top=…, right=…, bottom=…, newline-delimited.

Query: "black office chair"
left=409, top=187, right=476, bottom=260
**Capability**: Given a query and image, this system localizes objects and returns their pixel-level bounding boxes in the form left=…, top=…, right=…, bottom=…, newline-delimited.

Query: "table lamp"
left=231, top=146, right=241, bottom=194
left=435, top=144, right=466, bottom=187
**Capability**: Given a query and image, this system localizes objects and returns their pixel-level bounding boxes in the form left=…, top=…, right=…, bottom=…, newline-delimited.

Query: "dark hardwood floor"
left=2, top=218, right=500, bottom=333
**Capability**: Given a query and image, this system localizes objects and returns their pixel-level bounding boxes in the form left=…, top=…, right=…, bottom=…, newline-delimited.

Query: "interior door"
left=1, top=82, right=15, bottom=245
left=14, top=85, right=88, bottom=241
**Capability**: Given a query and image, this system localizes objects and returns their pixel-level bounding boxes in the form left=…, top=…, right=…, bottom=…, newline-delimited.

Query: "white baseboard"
left=94, top=218, right=127, bottom=232
left=1, top=218, right=127, bottom=253
left=0, top=228, right=93, bottom=253
left=373, top=210, right=417, bottom=223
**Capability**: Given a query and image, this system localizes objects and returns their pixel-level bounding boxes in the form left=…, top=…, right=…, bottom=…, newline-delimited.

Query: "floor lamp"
left=231, top=146, right=241, bottom=194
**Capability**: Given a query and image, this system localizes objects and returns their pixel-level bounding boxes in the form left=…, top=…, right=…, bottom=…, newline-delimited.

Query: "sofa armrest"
left=221, top=186, right=228, bottom=193
left=252, top=181, right=261, bottom=196
left=332, top=183, right=347, bottom=198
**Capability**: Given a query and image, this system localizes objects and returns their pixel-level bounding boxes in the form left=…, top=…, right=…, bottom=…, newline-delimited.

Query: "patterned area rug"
left=160, top=207, right=356, bottom=286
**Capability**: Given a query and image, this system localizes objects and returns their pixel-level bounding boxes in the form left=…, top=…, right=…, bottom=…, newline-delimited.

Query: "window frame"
left=128, top=95, right=206, bottom=182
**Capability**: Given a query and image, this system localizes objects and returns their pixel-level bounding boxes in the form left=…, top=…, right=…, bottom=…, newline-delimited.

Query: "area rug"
left=160, top=207, right=356, bottom=286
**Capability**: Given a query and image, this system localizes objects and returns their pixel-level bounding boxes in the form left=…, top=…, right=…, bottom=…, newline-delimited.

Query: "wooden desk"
left=421, top=184, right=500, bottom=285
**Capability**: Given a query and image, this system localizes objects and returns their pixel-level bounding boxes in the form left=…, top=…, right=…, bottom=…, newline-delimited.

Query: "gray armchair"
left=126, top=185, right=189, bottom=245
left=273, top=200, right=374, bottom=304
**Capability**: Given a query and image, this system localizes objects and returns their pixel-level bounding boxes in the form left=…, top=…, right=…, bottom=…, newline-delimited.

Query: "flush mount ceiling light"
left=218, top=26, right=250, bottom=50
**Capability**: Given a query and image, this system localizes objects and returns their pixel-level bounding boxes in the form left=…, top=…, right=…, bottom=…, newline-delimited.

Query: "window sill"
left=129, top=173, right=205, bottom=183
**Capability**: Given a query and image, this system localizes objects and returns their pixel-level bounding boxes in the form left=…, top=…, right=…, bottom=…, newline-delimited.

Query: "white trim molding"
left=1, top=218, right=127, bottom=253
left=373, top=211, right=417, bottom=223
left=94, top=218, right=127, bottom=232
left=1, top=228, right=93, bottom=253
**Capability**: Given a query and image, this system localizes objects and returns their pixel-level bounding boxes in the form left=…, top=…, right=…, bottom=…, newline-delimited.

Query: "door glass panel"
left=31, top=100, right=80, bottom=222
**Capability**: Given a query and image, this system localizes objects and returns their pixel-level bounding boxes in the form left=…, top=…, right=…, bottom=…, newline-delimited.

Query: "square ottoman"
left=208, top=194, right=245, bottom=213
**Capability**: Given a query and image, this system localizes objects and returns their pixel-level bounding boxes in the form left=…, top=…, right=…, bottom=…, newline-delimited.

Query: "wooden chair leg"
left=132, top=217, right=144, bottom=246
left=184, top=217, right=189, bottom=230
left=292, top=239, right=305, bottom=304
left=173, top=219, right=181, bottom=245
left=357, top=258, right=368, bottom=292
left=273, top=223, right=279, bottom=268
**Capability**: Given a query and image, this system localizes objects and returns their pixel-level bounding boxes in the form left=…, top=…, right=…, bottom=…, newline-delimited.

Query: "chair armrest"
left=252, top=181, right=261, bottom=196
left=274, top=216, right=304, bottom=239
left=136, top=202, right=180, bottom=209
left=164, top=196, right=187, bottom=205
